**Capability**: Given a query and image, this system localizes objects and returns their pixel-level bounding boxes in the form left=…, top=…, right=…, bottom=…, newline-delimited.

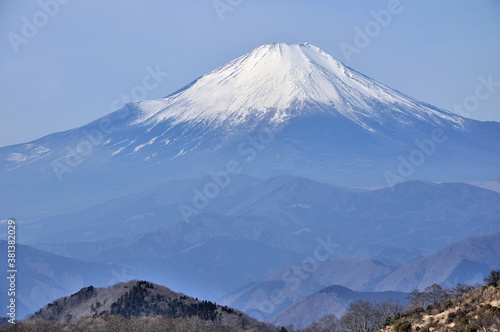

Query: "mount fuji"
left=1, top=42, right=499, bottom=220
left=133, top=43, right=463, bottom=130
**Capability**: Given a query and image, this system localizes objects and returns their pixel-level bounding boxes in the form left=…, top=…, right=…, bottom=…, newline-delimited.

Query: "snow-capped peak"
left=134, top=43, right=463, bottom=130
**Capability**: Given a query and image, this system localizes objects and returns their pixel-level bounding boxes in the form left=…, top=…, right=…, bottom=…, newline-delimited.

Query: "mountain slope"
left=375, top=232, right=500, bottom=292
left=267, top=285, right=408, bottom=330
left=220, top=258, right=397, bottom=320
left=391, top=285, right=500, bottom=331
left=220, top=232, right=500, bottom=321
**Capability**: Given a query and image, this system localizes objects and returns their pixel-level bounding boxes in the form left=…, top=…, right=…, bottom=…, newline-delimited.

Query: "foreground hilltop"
left=388, top=283, right=500, bottom=331
left=19, top=280, right=277, bottom=331
left=298, top=273, right=500, bottom=331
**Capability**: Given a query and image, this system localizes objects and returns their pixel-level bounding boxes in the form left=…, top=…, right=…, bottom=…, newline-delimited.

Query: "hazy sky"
left=1, top=0, right=499, bottom=147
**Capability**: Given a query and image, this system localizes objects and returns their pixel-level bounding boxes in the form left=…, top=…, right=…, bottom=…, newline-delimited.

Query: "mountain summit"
left=135, top=42, right=463, bottom=132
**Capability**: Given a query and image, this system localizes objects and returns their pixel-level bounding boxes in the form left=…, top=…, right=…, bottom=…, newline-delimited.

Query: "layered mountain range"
left=1, top=43, right=499, bottom=327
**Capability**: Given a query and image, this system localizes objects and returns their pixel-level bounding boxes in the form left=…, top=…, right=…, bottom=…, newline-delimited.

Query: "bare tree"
left=448, top=283, right=475, bottom=297
left=311, top=314, right=339, bottom=332
left=484, top=270, right=500, bottom=287
left=340, top=300, right=377, bottom=332
left=407, top=288, right=426, bottom=311
left=374, top=300, right=404, bottom=327
left=423, top=284, right=447, bottom=305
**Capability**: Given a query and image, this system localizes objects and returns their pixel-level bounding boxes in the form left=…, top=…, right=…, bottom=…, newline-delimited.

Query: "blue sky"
left=1, top=0, right=499, bottom=147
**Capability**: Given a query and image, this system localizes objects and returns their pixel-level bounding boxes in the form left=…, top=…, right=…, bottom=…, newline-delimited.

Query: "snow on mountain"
left=134, top=43, right=464, bottom=131
left=1, top=42, right=469, bottom=171
left=1, top=42, right=499, bottom=221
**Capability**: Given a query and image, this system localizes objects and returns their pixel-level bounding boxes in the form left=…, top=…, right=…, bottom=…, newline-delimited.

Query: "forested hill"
left=24, top=280, right=276, bottom=331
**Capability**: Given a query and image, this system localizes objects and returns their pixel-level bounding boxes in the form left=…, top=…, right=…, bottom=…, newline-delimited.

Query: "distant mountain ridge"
left=375, top=232, right=500, bottom=292
left=268, top=285, right=408, bottom=329
left=221, top=232, right=500, bottom=322
left=22, top=177, right=499, bottom=303
left=220, top=258, right=396, bottom=320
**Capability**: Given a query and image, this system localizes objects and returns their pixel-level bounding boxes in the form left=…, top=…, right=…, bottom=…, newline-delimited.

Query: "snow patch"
left=134, top=137, right=159, bottom=152
left=7, top=153, right=27, bottom=162
left=172, top=149, right=186, bottom=159
left=293, top=203, right=310, bottom=209
left=31, top=146, right=50, bottom=155
left=7, top=145, right=51, bottom=163
left=112, top=147, right=126, bottom=156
